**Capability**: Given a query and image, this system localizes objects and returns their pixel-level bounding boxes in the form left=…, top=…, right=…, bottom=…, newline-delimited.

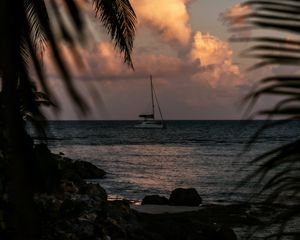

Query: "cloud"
left=61, top=0, right=192, bottom=46
left=190, top=32, right=242, bottom=88
left=131, top=0, right=192, bottom=45
left=221, top=3, right=251, bottom=26
left=43, top=28, right=247, bottom=120
left=220, top=3, right=252, bottom=39
left=191, top=32, right=233, bottom=66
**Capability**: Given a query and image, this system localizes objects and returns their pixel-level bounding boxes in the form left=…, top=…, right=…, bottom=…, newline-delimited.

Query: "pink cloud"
left=221, top=3, right=251, bottom=26
left=190, top=32, right=243, bottom=88
left=131, top=0, right=192, bottom=45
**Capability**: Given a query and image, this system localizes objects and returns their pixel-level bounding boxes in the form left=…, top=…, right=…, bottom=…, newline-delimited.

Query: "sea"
left=42, top=120, right=300, bottom=204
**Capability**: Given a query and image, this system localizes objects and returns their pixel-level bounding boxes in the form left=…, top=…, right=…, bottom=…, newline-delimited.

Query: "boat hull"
left=134, top=121, right=166, bottom=129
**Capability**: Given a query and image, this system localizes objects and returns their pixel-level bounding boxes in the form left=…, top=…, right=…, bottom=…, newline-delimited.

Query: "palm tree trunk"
left=0, top=1, right=39, bottom=239
left=2, top=76, right=39, bottom=240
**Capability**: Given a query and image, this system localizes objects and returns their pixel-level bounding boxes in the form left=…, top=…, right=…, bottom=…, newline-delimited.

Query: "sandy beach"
left=131, top=204, right=202, bottom=214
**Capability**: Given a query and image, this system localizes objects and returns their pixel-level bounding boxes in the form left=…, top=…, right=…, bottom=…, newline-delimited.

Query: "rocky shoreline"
left=31, top=144, right=285, bottom=240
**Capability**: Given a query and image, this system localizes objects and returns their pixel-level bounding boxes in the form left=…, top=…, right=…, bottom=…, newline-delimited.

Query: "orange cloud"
left=190, top=32, right=242, bottom=88
left=190, top=32, right=234, bottom=66
left=131, top=0, right=192, bottom=45
left=221, top=3, right=251, bottom=26
left=63, top=0, right=192, bottom=46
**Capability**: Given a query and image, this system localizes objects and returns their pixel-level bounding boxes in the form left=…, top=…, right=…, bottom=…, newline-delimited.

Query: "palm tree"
left=0, top=0, right=136, bottom=239
left=228, top=0, right=300, bottom=239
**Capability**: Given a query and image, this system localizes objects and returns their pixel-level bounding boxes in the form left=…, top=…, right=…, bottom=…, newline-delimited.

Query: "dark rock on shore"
left=48, top=153, right=107, bottom=195
left=142, top=188, right=202, bottom=206
left=36, top=191, right=108, bottom=240
left=73, top=160, right=106, bottom=179
left=28, top=144, right=107, bottom=195
left=216, top=226, right=237, bottom=240
left=142, top=195, right=169, bottom=205
left=34, top=144, right=60, bottom=193
left=79, top=183, right=107, bottom=201
left=169, top=188, right=202, bottom=206
left=56, top=156, right=106, bottom=180
left=61, top=180, right=79, bottom=193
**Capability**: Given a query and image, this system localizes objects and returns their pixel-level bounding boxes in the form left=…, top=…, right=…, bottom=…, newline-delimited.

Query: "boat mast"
left=153, top=87, right=164, bottom=122
left=150, top=75, right=155, bottom=118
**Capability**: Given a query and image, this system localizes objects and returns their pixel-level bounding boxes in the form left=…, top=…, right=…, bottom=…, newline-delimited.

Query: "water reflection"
left=51, top=144, right=256, bottom=202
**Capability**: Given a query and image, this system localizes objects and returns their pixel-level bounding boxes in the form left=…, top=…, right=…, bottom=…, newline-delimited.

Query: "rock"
left=76, top=221, right=95, bottom=239
left=56, top=155, right=106, bottom=182
left=105, top=218, right=127, bottom=240
left=61, top=180, right=79, bottom=194
left=108, top=200, right=131, bottom=219
left=34, top=143, right=60, bottom=193
left=61, top=168, right=86, bottom=188
left=54, top=230, right=79, bottom=240
left=78, top=213, right=98, bottom=223
left=73, top=161, right=106, bottom=179
left=216, top=226, right=237, bottom=240
left=57, top=157, right=106, bottom=190
left=169, top=188, right=202, bottom=206
left=79, top=183, right=107, bottom=201
left=35, top=194, right=62, bottom=220
left=141, top=195, right=169, bottom=205
left=105, top=200, right=143, bottom=239
left=60, top=198, right=86, bottom=218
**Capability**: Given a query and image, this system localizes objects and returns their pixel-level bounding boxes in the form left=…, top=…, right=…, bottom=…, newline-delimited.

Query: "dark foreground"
left=18, top=145, right=289, bottom=240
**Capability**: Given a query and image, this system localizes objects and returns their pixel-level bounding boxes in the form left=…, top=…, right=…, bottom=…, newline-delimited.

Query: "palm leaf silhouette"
left=228, top=0, right=300, bottom=239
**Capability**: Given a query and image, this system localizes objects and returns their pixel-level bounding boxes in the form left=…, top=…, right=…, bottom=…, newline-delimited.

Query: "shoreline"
left=32, top=145, right=292, bottom=240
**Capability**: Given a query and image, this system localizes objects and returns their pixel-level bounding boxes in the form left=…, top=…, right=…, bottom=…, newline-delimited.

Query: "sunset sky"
left=44, top=0, right=277, bottom=120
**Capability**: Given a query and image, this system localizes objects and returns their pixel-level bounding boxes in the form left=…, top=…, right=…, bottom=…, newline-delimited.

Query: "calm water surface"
left=43, top=120, right=300, bottom=203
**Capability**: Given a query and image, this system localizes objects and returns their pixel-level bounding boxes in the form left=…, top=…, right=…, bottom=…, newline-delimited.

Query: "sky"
left=43, top=0, right=274, bottom=120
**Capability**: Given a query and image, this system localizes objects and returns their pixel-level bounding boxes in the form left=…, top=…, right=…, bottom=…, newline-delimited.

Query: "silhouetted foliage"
left=0, top=0, right=136, bottom=239
left=228, top=0, right=300, bottom=239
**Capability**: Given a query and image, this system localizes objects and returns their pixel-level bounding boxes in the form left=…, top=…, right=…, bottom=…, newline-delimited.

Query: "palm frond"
left=27, top=0, right=89, bottom=113
left=93, top=0, right=136, bottom=68
left=228, top=0, right=300, bottom=238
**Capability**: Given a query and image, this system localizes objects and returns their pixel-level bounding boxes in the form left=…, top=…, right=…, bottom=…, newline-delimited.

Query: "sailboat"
left=135, top=75, right=166, bottom=129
